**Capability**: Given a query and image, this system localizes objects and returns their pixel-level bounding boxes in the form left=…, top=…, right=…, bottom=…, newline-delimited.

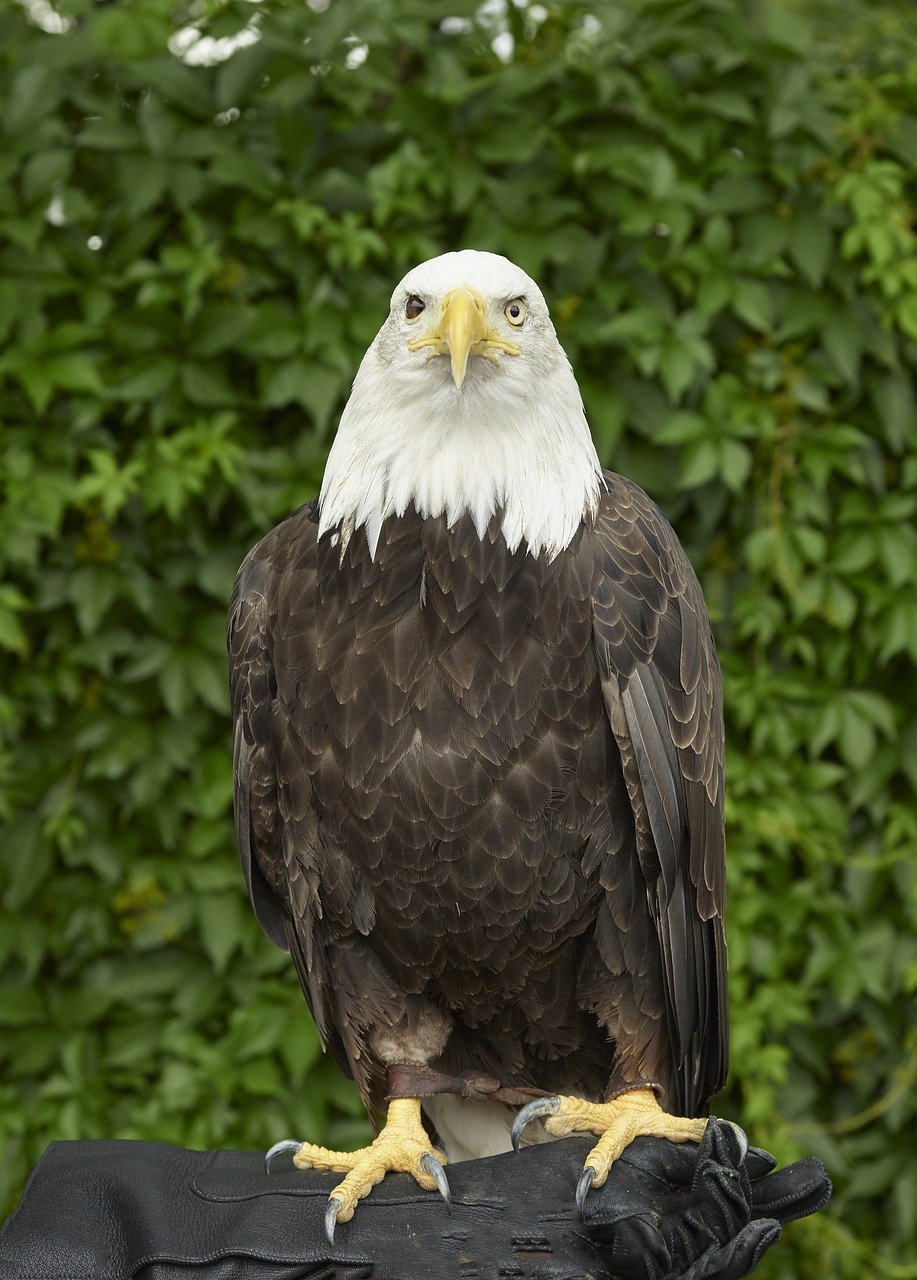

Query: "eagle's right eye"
left=405, top=295, right=426, bottom=321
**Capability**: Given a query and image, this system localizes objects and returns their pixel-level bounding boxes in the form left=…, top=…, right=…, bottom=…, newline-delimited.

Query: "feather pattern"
left=589, top=477, right=726, bottom=1113
left=229, top=472, right=727, bottom=1122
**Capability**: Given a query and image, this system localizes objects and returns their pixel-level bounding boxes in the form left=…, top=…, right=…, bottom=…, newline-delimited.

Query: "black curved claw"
left=576, top=1164, right=596, bottom=1215
left=264, top=1139, right=303, bottom=1175
left=420, top=1152, right=453, bottom=1215
left=325, top=1196, right=342, bottom=1246
left=511, top=1096, right=560, bottom=1152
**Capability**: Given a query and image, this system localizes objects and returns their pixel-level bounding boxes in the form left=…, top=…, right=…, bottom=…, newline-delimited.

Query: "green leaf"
left=869, top=372, right=914, bottom=453
left=0, top=987, right=45, bottom=1026
left=822, top=313, right=863, bottom=384
left=732, top=279, right=772, bottom=332
left=822, top=577, right=857, bottom=629
left=261, top=361, right=341, bottom=429
left=0, top=585, right=28, bottom=655
left=1, top=818, right=51, bottom=911
left=4, top=65, right=56, bottom=134
left=719, top=439, right=753, bottom=492
left=788, top=213, right=833, bottom=288
left=659, top=343, right=696, bottom=401
left=188, top=306, right=256, bottom=357
left=46, top=354, right=106, bottom=395
left=180, top=363, right=235, bottom=406
left=91, top=7, right=170, bottom=61
left=895, top=293, right=917, bottom=341
left=215, top=41, right=273, bottom=109
left=678, top=439, right=719, bottom=488
left=696, top=274, right=732, bottom=318
left=699, top=90, right=756, bottom=123
left=114, top=361, right=177, bottom=402
left=739, top=213, right=787, bottom=267
left=878, top=597, right=917, bottom=663
left=67, top=566, right=119, bottom=634
left=598, top=307, right=667, bottom=344
left=656, top=412, right=707, bottom=445
left=196, top=894, right=245, bottom=973
left=707, top=175, right=771, bottom=215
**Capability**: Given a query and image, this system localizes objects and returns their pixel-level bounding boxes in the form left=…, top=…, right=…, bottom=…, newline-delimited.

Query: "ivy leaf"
left=732, top=278, right=773, bottom=332
left=788, top=213, right=833, bottom=288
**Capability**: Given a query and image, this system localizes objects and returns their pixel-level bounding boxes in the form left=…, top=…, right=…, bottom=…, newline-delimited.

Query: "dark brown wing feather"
left=228, top=503, right=379, bottom=1101
left=228, top=543, right=288, bottom=954
left=589, top=471, right=727, bottom=1115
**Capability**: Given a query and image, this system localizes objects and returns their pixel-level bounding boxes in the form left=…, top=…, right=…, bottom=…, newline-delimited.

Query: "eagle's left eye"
left=504, top=299, right=527, bottom=326
left=405, top=295, right=426, bottom=321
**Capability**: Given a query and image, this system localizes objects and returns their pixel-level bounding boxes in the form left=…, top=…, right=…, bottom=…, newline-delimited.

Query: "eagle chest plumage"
left=283, top=506, right=619, bottom=1022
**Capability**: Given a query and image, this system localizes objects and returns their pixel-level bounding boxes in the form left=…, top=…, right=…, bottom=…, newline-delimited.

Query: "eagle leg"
left=387, top=1060, right=553, bottom=1107
left=512, top=1088, right=708, bottom=1211
left=285, top=1097, right=451, bottom=1242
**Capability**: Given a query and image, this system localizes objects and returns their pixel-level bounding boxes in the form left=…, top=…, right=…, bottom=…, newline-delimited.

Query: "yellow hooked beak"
left=407, top=287, right=521, bottom=388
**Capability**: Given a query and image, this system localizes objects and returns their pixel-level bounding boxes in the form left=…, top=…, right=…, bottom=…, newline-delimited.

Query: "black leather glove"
left=586, top=1118, right=831, bottom=1280
left=0, top=1123, right=830, bottom=1280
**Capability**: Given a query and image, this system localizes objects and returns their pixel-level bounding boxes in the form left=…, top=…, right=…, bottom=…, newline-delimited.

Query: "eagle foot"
left=512, top=1088, right=708, bottom=1212
left=278, top=1098, right=451, bottom=1242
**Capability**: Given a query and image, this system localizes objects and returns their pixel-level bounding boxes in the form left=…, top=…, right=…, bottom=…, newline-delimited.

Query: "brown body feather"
left=228, top=471, right=727, bottom=1123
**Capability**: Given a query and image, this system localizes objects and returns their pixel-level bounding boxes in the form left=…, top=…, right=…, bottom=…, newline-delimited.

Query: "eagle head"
left=318, top=250, right=603, bottom=560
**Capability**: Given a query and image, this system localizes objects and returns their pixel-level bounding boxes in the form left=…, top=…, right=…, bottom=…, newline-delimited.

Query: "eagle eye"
left=504, top=298, right=527, bottom=326
left=405, top=295, right=426, bottom=321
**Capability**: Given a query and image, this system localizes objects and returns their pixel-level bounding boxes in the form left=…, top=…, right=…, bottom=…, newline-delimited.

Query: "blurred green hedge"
left=2, top=0, right=916, bottom=1274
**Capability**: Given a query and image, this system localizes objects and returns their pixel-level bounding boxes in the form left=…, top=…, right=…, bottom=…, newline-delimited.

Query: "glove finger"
left=690, top=1125, right=752, bottom=1238
left=676, top=1218, right=782, bottom=1280
left=600, top=1211, right=673, bottom=1280
left=749, top=1157, right=833, bottom=1225
left=697, top=1119, right=747, bottom=1174
left=743, top=1145, right=777, bottom=1179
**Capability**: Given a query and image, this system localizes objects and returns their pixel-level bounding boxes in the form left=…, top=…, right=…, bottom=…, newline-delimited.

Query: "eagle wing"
left=228, top=505, right=360, bottom=1089
left=589, top=471, right=727, bottom=1116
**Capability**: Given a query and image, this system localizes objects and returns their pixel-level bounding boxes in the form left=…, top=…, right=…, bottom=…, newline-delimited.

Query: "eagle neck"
left=318, top=349, right=603, bottom=563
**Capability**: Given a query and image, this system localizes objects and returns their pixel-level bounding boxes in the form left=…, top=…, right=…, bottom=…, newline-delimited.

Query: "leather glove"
left=586, top=1118, right=831, bottom=1280
left=0, top=1122, right=830, bottom=1279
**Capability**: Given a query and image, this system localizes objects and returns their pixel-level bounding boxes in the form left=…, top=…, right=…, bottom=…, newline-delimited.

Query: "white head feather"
left=318, top=249, right=603, bottom=560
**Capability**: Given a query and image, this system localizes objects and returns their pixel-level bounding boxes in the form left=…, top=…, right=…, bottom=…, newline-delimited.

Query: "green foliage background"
left=2, top=0, right=916, bottom=1274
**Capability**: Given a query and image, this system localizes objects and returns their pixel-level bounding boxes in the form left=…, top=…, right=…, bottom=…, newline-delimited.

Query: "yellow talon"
left=290, top=1097, right=449, bottom=1226
left=513, top=1087, right=708, bottom=1207
left=543, top=1088, right=708, bottom=1190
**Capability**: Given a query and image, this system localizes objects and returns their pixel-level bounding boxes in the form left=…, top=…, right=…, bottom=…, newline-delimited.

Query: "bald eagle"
left=228, top=250, right=727, bottom=1238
